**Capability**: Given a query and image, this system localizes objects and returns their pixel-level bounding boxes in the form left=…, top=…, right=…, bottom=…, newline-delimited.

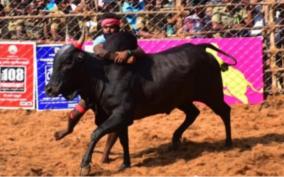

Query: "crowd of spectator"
left=0, top=0, right=283, bottom=42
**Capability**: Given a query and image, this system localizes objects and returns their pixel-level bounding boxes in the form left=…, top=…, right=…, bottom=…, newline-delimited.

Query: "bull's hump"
left=104, top=31, right=138, bottom=52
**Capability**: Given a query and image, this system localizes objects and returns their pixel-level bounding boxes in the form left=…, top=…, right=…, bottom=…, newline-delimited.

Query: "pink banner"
left=138, top=37, right=264, bottom=105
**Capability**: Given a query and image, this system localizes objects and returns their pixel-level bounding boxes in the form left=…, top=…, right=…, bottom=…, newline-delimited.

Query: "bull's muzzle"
left=45, top=83, right=60, bottom=97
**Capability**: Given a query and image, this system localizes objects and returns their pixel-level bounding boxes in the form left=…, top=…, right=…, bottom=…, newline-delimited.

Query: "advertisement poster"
left=36, top=44, right=80, bottom=110
left=139, top=37, right=264, bottom=105
left=0, top=42, right=36, bottom=109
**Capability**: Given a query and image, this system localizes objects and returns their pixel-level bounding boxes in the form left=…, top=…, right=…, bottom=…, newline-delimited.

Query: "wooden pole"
left=267, top=0, right=278, bottom=94
left=94, top=0, right=98, bottom=11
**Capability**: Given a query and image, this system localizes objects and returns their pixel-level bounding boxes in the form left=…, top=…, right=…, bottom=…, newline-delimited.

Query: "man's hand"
left=127, top=56, right=136, bottom=64
left=94, top=44, right=109, bottom=58
left=114, top=51, right=129, bottom=63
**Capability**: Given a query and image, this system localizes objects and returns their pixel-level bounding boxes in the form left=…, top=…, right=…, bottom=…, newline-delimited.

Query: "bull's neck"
left=76, top=55, right=105, bottom=102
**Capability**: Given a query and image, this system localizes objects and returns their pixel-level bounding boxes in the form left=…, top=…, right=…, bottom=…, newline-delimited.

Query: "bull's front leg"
left=80, top=108, right=132, bottom=176
left=54, top=103, right=87, bottom=140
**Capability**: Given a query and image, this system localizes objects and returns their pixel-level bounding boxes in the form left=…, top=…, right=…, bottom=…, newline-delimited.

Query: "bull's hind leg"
left=172, top=103, right=200, bottom=149
left=206, top=100, right=232, bottom=147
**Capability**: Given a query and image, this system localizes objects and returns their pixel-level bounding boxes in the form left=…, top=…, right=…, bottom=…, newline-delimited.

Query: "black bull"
left=46, top=31, right=236, bottom=175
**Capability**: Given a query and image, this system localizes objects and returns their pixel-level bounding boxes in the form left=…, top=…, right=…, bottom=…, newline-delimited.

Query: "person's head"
left=222, top=0, right=230, bottom=3
left=0, top=4, right=5, bottom=16
left=130, top=0, right=140, bottom=6
left=26, top=2, right=39, bottom=15
left=100, top=13, right=121, bottom=37
left=120, top=17, right=131, bottom=31
left=102, top=0, right=118, bottom=12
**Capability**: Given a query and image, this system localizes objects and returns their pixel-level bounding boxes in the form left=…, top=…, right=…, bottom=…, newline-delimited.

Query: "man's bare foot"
left=54, top=130, right=70, bottom=140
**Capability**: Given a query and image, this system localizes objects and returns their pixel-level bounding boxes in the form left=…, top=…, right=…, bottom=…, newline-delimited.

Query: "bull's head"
left=45, top=29, right=86, bottom=100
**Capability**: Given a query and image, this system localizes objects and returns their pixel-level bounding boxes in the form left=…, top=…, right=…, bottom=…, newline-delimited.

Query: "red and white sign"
left=0, top=42, right=36, bottom=109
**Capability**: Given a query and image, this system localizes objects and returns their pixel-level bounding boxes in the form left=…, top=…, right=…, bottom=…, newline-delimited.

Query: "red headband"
left=101, top=18, right=120, bottom=27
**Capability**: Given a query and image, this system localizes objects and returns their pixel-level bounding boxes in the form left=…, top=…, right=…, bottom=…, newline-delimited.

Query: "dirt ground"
left=1, top=95, right=284, bottom=176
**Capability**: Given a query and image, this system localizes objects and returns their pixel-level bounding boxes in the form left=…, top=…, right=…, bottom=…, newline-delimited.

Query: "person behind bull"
left=54, top=12, right=144, bottom=163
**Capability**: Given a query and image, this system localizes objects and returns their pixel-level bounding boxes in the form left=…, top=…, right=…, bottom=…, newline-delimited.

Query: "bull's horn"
left=72, top=26, right=86, bottom=49
left=65, top=25, right=70, bottom=43
left=77, top=26, right=86, bottom=47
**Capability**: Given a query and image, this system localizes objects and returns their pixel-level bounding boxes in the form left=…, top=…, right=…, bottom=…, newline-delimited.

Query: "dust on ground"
left=1, top=95, right=284, bottom=176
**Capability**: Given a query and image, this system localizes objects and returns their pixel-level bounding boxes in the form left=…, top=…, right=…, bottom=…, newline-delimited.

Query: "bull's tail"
left=200, top=43, right=238, bottom=71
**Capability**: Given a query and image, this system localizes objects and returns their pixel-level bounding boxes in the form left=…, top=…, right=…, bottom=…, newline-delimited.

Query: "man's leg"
left=101, top=132, right=118, bottom=163
left=54, top=99, right=87, bottom=140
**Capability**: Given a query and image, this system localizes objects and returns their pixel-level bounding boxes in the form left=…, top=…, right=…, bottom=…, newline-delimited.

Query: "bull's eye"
left=62, top=63, right=73, bottom=71
left=62, top=65, right=71, bottom=71
left=60, top=59, right=74, bottom=72
left=64, top=58, right=73, bottom=65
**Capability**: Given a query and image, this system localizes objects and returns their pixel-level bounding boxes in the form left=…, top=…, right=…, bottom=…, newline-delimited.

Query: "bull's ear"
left=75, top=52, right=85, bottom=62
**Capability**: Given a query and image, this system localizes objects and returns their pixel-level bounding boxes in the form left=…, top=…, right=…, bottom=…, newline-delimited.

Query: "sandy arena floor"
left=1, top=95, right=284, bottom=176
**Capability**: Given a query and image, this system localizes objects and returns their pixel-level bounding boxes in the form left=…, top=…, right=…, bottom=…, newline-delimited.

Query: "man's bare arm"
left=93, top=44, right=115, bottom=60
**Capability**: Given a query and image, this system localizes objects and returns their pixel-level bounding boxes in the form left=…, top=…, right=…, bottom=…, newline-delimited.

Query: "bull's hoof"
left=80, top=165, right=91, bottom=176
left=100, top=157, right=111, bottom=164
left=170, top=140, right=181, bottom=151
left=116, top=163, right=130, bottom=172
left=225, top=141, right=233, bottom=148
